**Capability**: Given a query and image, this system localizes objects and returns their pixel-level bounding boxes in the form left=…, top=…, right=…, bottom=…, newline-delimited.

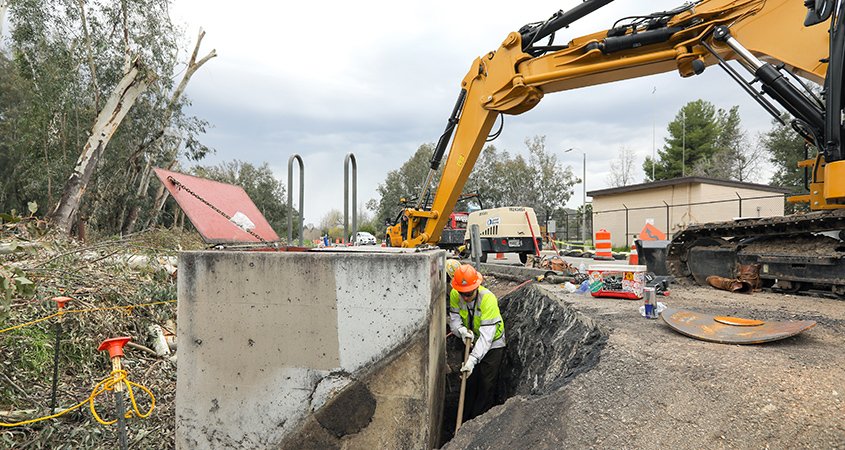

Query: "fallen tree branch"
left=127, top=341, right=158, bottom=357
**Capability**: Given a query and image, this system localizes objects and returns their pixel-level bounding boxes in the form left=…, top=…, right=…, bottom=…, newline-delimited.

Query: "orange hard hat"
left=452, top=264, right=482, bottom=293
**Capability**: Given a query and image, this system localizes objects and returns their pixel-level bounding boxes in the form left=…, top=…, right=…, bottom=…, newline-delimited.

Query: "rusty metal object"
left=154, top=168, right=279, bottom=244
left=667, top=209, right=845, bottom=293
left=661, top=308, right=816, bottom=344
left=706, top=275, right=753, bottom=293
left=713, top=316, right=765, bottom=326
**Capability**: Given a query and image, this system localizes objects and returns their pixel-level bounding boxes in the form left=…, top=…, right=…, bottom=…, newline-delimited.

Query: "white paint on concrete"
left=332, top=255, right=438, bottom=371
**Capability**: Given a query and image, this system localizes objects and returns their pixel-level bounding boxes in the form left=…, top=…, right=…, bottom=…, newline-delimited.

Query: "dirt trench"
left=439, top=283, right=607, bottom=447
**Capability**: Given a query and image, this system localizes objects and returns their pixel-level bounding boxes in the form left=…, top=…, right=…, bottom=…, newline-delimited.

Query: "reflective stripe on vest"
left=450, top=287, right=505, bottom=345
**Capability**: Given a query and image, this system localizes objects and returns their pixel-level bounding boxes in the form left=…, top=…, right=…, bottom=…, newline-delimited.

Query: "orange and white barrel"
left=594, top=229, right=613, bottom=260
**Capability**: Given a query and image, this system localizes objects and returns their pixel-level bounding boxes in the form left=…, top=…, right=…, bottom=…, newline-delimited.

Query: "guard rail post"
left=287, top=155, right=304, bottom=246
left=344, top=153, right=357, bottom=244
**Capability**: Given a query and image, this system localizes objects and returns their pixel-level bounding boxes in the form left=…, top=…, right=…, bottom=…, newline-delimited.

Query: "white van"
left=463, top=206, right=542, bottom=263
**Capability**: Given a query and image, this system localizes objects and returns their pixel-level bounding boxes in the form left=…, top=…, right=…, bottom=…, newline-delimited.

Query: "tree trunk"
left=48, top=58, right=153, bottom=234
left=122, top=29, right=216, bottom=234
left=0, top=2, right=8, bottom=38
left=76, top=0, right=100, bottom=109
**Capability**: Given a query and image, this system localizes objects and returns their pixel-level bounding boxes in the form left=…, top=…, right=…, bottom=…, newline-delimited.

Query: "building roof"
left=587, top=176, right=792, bottom=197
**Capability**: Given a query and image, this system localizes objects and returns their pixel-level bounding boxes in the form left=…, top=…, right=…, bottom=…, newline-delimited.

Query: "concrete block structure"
left=589, top=176, right=790, bottom=247
left=176, top=248, right=446, bottom=449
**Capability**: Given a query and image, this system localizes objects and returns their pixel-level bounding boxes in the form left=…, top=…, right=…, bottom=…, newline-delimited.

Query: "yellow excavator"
left=386, top=0, right=845, bottom=295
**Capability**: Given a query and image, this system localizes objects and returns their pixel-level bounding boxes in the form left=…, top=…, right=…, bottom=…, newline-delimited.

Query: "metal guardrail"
left=287, top=154, right=304, bottom=246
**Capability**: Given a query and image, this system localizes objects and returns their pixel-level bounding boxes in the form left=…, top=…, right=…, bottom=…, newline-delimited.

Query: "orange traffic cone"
left=628, top=243, right=638, bottom=265
left=495, top=252, right=505, bottom=260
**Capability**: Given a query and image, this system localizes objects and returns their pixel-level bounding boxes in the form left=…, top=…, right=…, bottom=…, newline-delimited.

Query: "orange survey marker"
left=639, top=223, right=666, bottom=241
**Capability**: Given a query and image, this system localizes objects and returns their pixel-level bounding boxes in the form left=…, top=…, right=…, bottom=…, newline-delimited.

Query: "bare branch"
left=77, top=0, right=101, bottom=109
left=607, top=145, right=637, bottom=188
left=123, top=29, right=216, bottom=233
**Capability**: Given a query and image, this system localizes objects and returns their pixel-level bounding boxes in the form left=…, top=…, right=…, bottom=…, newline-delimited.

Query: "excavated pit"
left=439, top=283, right=607, bottom=446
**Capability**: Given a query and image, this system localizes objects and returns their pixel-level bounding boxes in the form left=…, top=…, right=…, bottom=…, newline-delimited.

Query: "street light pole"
left=582, top=152, right=587, bottom=244
left=652, top=87, right=656, bottom=181
left=681, top=109, right=686, bottom=177
left=564, top=147, right=588, bottom=244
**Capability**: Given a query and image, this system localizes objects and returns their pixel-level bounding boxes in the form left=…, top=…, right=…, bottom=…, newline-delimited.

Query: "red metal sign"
left=154, top=168, right=280, bottom=244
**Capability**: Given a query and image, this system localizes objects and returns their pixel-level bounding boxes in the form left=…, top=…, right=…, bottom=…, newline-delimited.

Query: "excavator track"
left=667, top=209, right=845, bottom=296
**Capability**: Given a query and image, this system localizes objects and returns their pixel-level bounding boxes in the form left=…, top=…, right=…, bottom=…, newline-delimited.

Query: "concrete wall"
left=176, top=248, right=446, bottom=449
left=593, top=182, right=784, bottom=247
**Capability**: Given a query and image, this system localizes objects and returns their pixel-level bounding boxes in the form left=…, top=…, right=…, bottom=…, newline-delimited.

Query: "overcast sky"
left=166, top=0, right=779, bottom=226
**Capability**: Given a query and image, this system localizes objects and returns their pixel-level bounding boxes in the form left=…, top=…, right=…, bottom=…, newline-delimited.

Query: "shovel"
left=455, top=336, right=472, bottom=432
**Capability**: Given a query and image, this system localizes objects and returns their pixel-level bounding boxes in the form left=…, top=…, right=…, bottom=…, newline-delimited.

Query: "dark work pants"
left=463, top=346, right=504, bottom=422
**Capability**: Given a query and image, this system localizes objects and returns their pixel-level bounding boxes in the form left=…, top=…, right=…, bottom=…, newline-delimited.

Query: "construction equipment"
left=439, top=193, right=484, bottom=252
left=462, top=206, right=542, bottom=263
left=386, top=0, right=845, bottom=295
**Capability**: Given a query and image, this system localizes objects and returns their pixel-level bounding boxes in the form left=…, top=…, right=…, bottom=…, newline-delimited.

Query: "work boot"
left=737, top=263, right=762, bottom=291
left=706, top=275, right=753, bottom=294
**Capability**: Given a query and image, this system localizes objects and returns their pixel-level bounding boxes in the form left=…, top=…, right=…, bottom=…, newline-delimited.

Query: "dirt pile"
left=446, top=281, right=845, bottom=449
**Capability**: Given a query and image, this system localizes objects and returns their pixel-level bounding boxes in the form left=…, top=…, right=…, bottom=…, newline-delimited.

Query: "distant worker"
left=445, top=259, right=461, bottom=283
left=445, top=258, right=462, bottom=317
left=449, top=264, right=506, bottom=422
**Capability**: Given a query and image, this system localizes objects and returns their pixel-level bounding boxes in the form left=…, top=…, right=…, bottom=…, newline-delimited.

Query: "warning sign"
left=639, top=223, right=667, bottom=241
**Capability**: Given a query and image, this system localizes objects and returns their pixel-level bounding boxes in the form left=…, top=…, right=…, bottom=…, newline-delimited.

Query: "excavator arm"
left=389, top=0, right=835, bottom=248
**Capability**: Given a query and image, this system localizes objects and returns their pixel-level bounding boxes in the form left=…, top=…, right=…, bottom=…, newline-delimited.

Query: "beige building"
left=588, top=177, right=789, bottom=247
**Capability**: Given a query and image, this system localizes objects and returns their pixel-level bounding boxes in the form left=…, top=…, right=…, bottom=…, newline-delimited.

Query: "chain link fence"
left=590, top=192, right=787, bottom=247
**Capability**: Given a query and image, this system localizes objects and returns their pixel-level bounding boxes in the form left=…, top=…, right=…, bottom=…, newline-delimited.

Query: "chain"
left=167, top=176, right=270, bottom=244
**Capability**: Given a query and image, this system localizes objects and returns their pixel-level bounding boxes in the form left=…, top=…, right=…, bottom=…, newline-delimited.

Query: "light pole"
left=652, top=87, right=656, bottom=181
left=564, top=148, right=588, bottom=244
left=681, top=109, right=686, bottom=177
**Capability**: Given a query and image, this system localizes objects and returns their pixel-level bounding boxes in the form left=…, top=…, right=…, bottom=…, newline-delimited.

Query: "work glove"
left=457, top=327, right=474, bottom=342
left=460, top=355, right=478, bottom=377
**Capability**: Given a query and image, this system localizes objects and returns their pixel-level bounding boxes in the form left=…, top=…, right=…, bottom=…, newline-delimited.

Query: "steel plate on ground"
left=660, top=308, right=816, bottom=344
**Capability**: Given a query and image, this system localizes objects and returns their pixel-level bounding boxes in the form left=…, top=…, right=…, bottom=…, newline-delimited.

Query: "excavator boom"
left=388, top=0, right=839, bottom=253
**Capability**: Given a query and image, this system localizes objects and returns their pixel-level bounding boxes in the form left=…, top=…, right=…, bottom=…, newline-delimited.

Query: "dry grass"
left=1, top=226, right=204, bottom=449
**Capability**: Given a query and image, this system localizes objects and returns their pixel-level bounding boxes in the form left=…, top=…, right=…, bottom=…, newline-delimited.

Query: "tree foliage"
left=763, top=116, right=807, bottom=192
left=691, top=106, right=763, bottom=182
left=524, top=136, right=577, bottom=223
left=370, top=135, right=577, bottom=230
left=367, top=144, right=436, bottom=227
left=643, top=100, right=762, bottom=183
left=643, top=100, right=720, bottom=181
left=0, top=0, right=212, bottom=235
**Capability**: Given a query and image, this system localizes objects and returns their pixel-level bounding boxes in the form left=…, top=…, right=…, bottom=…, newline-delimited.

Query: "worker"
left=444, top=258, right=462, bottom=318
left=449, top=264, right=506, bottom=422
left=445, top=258, right=461, bottom=283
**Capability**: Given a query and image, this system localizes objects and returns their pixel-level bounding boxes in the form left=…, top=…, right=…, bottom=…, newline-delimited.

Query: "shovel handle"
left=455, top=336, right=472, bottom=432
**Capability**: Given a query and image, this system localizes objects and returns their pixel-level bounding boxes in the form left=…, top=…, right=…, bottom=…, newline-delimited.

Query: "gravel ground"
left=446, top=282, right=845, bottom=449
